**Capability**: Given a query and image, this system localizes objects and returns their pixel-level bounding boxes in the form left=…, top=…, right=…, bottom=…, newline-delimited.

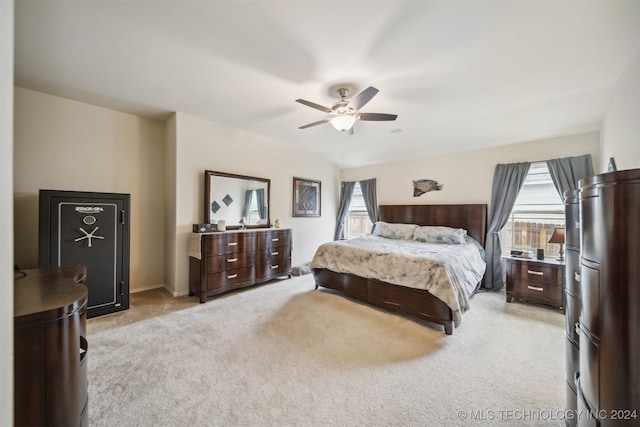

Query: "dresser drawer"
left=204, top=233, right=255, bottom=255
left=565, top=248, right=580, bottom=297
left=565, top=338, right=579, bottom=394
left=579, top=326, right=600, bottom=413
left=565, top=291, right=580, bottom=344
left=258, top=229, right=291, bottom=250
left=509, top=279, right=563, bottom=306
left=579, top=190, right=600, bottom=264
left=510, top=261, right=563, bottom=286
left=257, top=258, right=292, bottom=279
left=206, top=251, right=255, bottom=273
left=579, top=262, right=599, bottom=337
left=206, top=266, right=255, bottom=292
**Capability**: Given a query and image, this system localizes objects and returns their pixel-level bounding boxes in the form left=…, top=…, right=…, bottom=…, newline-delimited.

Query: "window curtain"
left=242, top=190, right=253, bottom=219
left=546, top=154, right=594, bottom=198
left=358, top=178, right=379, bottom=224
left=333, top=181, right=356, bottom=241
left=483, top=162, right=531, bottom=289
left=255, top=188, right=266, bottom=219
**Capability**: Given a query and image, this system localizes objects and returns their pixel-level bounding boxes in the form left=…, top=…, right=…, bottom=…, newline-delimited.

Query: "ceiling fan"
left=296, top=86, right=397, bottom=135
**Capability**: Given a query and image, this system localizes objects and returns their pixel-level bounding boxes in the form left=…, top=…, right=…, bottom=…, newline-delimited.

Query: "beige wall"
left=601, top=48, right=640, bottom=173
left=1, top=0, right=14, bottom=423
left=165, top=112, right=339, bottom=296
left=341, top=132, right=600, bottom=206
left=13, top=87, right=166, bottom=292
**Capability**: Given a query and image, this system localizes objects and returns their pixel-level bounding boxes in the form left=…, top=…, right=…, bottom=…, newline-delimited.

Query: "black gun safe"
left=39, top=190, right=131, bottom=318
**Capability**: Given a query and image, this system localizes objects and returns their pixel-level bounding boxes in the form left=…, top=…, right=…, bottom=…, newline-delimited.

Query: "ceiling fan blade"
left=348, top=86, right=379, bottom=111
left=358, top=112, right=398, bottom=121
left=346, top=126, right=354, bottom=136
left=298, top=118, right=330, bottom=129
left=295, top=99, right=332, bottom=113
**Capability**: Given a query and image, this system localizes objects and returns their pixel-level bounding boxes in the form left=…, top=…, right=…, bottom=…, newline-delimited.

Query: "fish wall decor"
left=413, top=179, right=443, bottom=197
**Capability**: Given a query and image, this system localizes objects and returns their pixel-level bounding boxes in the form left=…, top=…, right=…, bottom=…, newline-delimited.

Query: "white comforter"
left=310, top=236, right=486, bottom=326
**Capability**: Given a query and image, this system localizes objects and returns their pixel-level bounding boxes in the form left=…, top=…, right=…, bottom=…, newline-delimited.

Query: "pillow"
left=413, top=226, right=467, bottom=244
left=372, top=221, right=418, bottom=240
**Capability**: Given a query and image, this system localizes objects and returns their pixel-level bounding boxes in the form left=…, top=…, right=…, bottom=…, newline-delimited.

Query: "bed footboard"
left=313, top=268, right=455, bottom=335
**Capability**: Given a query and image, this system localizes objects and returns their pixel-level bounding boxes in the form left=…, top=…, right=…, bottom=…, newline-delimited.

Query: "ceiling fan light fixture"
left=330, top=114, right=357, bottom=131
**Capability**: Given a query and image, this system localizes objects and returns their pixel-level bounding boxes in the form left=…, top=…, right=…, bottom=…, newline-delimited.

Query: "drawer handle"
left=270, top=265, right=278, bottom=269
left=271, top=238, right=279, bottom=242
left=527, top=285, right=544, bottom=292
left=227, top=258, right=237, bottom=263
left=228, top=242, right=238, bottom=246
left=575, top=322, right=580, bottom=334
left=227, top=274, right=238, bottom=279
left=271, top=251, right=278, bottom=256
left=574, top=220, right=580, bottom=229
left=574, top=272, right=580, bottom=282
left=527, top=270, right=543, bottom=276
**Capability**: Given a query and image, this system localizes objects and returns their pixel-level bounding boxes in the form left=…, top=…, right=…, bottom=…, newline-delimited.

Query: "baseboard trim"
left=130, top=284, right=165, bottom=293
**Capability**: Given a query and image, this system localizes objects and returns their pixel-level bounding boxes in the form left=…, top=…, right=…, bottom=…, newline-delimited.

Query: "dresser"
left=505, top=255, right=564, bottom=311
left=564, top=189, right=581, bottom=426
left=189, top=228, right=292, bottom=303
left=577, top=169, right=639, bottom=427
left=14, top=265, right=89, bottom=427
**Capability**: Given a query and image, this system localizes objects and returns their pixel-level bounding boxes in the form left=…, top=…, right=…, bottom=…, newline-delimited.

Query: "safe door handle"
left=527, top=285, right=544, bottom=292
left=227, top=258, right=238, bottom=263
left=527, top=270, right=544, bottom=276
left=227, top=242, right=238, bottom=246
left=227, top=274, right=238, bottom=279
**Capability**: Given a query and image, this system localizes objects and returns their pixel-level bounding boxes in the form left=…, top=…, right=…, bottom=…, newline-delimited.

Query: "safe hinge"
left=119, top=281, right=125, bottom=295
left=120, top=210, right=126, bottom=225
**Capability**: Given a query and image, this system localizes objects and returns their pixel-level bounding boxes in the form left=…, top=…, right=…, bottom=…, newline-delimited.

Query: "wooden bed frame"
left=313, top=204, right=487, bottom=335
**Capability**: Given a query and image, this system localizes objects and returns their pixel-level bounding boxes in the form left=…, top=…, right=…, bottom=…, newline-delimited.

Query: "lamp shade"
left=548, top=227, right=565, bottom=244
left=330, top=115, right=356, bottom=131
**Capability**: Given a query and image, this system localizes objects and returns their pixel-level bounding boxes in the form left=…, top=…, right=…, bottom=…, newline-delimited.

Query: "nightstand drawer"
left=510, top=279, right=563, bottom=304
left=510, top=261, right=563, bottom=286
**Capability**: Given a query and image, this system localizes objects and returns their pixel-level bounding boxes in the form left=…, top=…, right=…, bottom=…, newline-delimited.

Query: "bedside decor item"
left=607, top=157, right=617, bottom=172
left=274, top=219, right=281, bottom=228
left=548, top=227, right=565, bottom=261
left=412, top=179, right=443, bottom=196
left=217, top=219, right=226, bottom=231
left=293, top=177, right=321, bottom=217
left=536, top=248, right=545, bottom=260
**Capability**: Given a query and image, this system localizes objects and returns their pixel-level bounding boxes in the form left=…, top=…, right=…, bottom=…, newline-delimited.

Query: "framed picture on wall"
left=292, top=177, right=321, bottom=217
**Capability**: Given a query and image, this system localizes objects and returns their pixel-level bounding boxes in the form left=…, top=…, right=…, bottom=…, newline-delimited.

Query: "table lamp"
left=548, top=227, right=565, bottom=261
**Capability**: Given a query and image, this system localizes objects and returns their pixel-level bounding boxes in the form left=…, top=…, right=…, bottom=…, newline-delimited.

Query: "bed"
left=311, top=204, right=487, bottom=335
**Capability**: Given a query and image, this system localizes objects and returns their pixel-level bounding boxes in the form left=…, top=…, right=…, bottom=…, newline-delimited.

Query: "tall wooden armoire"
left=577, top=169, right=639, bottom=426
left=39, top=189, right=131, bottom=318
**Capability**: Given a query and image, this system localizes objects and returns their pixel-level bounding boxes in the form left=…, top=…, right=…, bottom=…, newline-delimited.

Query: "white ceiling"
left=14, top=0, right=640, bottom=168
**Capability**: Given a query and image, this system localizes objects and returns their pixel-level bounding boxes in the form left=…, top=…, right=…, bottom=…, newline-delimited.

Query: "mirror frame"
left=204, top=170, right=271, bottom=229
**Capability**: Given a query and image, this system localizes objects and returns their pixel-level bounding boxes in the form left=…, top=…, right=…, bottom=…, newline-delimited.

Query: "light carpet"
left=87, top=274, right=566, bottom=426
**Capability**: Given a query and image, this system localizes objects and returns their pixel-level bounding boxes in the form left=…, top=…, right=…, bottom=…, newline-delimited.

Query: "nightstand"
left=504, top=255, right=565, bottom=312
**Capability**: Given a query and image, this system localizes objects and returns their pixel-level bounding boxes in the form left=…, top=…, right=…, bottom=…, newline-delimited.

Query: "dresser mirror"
left=204, top=170, right=270, bottom=229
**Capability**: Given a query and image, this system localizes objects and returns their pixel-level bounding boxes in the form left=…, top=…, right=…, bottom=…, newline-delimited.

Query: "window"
left=345, top=183, right=372, bottom=239
left=247, top=191, right=260, bottom=224
left=501, top=162, right=565, bottom=258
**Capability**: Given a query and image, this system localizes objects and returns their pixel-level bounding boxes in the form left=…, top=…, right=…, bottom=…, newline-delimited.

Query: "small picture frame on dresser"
left=608, top=157, right=617, bottom=172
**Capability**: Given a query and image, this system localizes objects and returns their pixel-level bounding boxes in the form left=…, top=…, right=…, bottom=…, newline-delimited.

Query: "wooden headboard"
left=378, top=204, right=488, bottom=247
